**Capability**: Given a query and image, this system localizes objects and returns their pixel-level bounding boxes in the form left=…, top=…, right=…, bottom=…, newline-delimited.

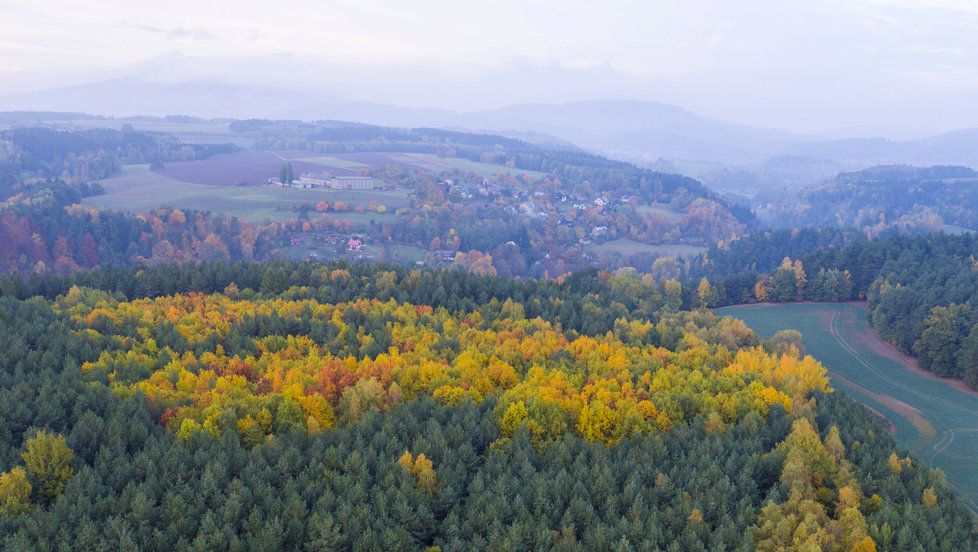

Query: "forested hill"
left=233, top=118, right=753, bottom=223
left=765, top=165, right=978, bottom=235
left=0, top=126, right=237, bottom=199
left=0, top=127, right=263, bottom=274
left=0, top=260, right=974, bottom=550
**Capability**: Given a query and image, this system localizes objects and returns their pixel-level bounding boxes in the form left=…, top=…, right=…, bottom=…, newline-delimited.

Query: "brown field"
left=154, top=151, right=331, bottom=186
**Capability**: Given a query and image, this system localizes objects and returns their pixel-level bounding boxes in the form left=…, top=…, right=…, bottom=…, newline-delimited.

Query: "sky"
left=1, top=0, right=977, bottom=135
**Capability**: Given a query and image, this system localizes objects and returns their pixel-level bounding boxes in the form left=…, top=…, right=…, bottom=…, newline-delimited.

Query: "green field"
left=290, top=155, right=371, bottom=170
left=591, top=238, right=707, bottom=258
left=85, top=164, right=407, bottom=223
left=636, top=203, right=683, bottom=222
left=719, top=302, right=978, bottom=511
left=386, top=153, right=547, bottom=178
left=380, top=243, right=426, bottom=263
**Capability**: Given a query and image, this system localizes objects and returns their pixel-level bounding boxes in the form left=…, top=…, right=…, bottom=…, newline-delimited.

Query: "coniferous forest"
left=0, top=261, right=975, bottom=550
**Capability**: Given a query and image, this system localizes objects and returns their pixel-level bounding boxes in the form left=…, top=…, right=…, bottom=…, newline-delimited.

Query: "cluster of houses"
left=434, top=175, right=650, bottom=249
left=288, top=232, right=366, bottom=252
left=433, top=249, right=458, bottom=262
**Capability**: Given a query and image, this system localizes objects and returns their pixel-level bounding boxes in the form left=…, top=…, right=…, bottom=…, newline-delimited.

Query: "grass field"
left=384, top=153, right=547, bottom=178
left=719, top=302, right=978, bottom=511
left=295, top=156, right=371, bottom=170
left=636, top=203, right=683, bottom=222
left=85, top=164, right=408, bottom=223
left=380, top=243, right=426, bottom=263
left=590, top=238, right=707, bottom=258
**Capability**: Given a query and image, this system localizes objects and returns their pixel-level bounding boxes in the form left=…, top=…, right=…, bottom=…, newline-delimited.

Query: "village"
left=267, top=158, right=710, bottom=277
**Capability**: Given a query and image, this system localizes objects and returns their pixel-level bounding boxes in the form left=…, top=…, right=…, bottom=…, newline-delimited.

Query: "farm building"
left=330, top=176, right=375, bottom=190
left=297, top=173, right=375, bottom=190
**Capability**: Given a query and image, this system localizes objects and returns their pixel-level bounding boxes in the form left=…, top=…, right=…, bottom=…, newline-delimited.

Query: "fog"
left=1, top=0, right=977, bottom=137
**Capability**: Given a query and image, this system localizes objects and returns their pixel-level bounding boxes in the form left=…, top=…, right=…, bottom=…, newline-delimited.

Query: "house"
left=347, top=238, right=363, bottom=251
left=434, top=250, right=457, bottom=262
left=591, top=226, right=608, bottom=237
left=594, top=197, right=608, bottom=207
left=290, top=236, right=302, bottom=247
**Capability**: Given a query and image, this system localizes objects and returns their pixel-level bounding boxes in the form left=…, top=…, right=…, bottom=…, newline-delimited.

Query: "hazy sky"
left=1, top=0, right=977, bottom=134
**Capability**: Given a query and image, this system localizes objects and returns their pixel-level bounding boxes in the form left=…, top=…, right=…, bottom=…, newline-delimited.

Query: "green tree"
left=261, top=267, right=289, bottom=295
left=959, top=324, right=978, bottom=388
left=913, top=304, right=972, bottom=377
left=280, top=163, right=295, bottom=186
left=770, top=265, right=797, bottom=303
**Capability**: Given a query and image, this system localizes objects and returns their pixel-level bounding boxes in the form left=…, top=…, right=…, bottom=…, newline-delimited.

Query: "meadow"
left=85, top=164, right=408, bottom=222
left=590, top=238, right=707, bottom=258
left=381, top=152, right=548, bottom=177
left=719, top=302, right=978, bottom=511
left=636, top=203, right=683, bottom=222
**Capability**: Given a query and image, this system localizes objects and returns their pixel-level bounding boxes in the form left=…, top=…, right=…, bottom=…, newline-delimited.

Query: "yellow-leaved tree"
left=21, top=431, right=74, bottom=504
left=0, top=467, right=33, bottom=516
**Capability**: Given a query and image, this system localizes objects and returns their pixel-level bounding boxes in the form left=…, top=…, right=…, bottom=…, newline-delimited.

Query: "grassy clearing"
left=380, top=243, right=426, bottom=263
left=590, top=238, right=706, bottom=258
left=85, top=164, right=409, bottom=223
left=385, top=153, right=547, bottom=178
left=288, top=155, right=371, bottom=170
left=636, top=203, right=683, bottom=222
left=719, top=302, right=978, bottom=511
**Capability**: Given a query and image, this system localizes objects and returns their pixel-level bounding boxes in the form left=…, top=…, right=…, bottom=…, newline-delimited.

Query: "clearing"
left=85, top=164, right=408, bottom=223
left=590, top=238, right=707, bottom=258
left=636, top=203, right=683, bottom=222
left=719, top=302, right=978, bottom=511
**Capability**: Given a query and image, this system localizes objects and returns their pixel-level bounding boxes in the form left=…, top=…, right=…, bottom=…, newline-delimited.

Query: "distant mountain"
left=0, top=77, right=806, bottom=163
left=457, top=100, right=806, bottom=164
left=5, top=73, right=978, bottom=181
left=785, top=129, right=978, bottom=167
left=0, top=78, right=467, bottom=128
left=763, top=164, right=978, bottom=234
